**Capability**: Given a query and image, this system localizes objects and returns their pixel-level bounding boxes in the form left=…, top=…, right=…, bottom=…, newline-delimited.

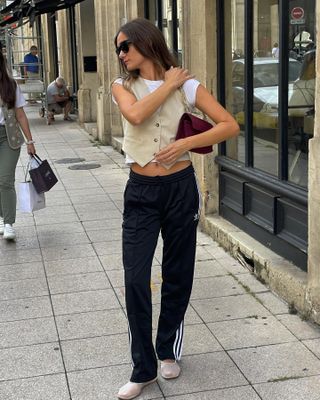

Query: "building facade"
left=1, top=0, right=319, bottom=323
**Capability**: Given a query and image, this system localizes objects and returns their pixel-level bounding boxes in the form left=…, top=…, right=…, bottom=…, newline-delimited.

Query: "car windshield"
left=253, top=61, right=302, bottom=87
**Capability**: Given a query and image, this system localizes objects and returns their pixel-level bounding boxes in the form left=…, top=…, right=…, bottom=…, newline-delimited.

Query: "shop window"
left=144, top=0, right=182, bottom=64
left=222, top=0, right=315, bottom=189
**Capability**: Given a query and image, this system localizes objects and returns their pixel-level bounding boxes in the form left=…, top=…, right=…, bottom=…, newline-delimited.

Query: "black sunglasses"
left=115, top=40, right=132, bottom=56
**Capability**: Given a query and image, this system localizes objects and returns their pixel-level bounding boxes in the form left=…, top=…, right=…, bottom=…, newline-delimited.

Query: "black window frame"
left=216, top=0, right=310, bottom=270
left=144, top=0, right=179, bottom=57
left=216, top=0, right=308, bottom=201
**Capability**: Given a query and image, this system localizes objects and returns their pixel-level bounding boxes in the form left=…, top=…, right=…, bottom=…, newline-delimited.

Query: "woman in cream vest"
left=0, top=50, right=36, bottom=241
left=112, top=18, right=239, bottom=400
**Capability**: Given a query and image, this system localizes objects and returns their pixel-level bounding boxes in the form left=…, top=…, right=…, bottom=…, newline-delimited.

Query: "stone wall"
left=306, top=0, right=320, bottom=323
left=76, top=1, right=99, bottom=124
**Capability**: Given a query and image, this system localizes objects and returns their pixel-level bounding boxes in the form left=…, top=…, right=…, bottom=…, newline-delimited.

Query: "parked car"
left=232, top=57, right=305, bottom=130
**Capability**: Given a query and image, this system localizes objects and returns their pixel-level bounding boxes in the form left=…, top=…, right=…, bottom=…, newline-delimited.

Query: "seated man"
left=46, top=77, right=72, bottom=124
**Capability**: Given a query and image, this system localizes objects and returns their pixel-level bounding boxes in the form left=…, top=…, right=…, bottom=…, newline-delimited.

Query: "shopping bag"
left=18, top=181, right=46, bottom=212
left=29, top=154, right=58, bottom=193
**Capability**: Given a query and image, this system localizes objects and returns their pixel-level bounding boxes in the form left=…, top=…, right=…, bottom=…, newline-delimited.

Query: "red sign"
left=291, top=7, right=304, bottom=20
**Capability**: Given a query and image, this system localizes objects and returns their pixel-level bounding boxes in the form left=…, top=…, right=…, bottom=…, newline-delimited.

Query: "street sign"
left=290, top=7, right=305, bottom=25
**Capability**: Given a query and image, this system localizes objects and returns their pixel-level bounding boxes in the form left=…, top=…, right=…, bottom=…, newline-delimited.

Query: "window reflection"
left=145, top=0, right=182, bottom=64
left=225, top=0, right=315, bottom=187
left=288, top=48, right=315, bottom=187
left=287, top=0, right=315, bottom=187
left=225, top=0, right=245, bottom=162
left=252, top=0, right=280, bottom=176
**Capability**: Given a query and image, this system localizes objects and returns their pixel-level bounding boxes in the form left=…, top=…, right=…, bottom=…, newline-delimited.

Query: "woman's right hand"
left=164, top=67, right=194, bottom=90
left=27, top=143, right=36, bottom=155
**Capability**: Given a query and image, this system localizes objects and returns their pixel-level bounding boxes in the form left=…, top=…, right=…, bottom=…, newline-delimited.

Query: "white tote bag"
left=18, top=181, right=46, bottom=213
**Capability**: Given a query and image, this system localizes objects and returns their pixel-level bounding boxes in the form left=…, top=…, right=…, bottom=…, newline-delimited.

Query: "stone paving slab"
left=276, top=314, right=320, bottom=340
left=0, top=374, right=70, bottom=400
left=1, top=108, right=320, bottom=399
left=56, top=309, right=128, bottom=340
left=0, top=316, right=57, bottom=348
left=191, top=275, right=246, bottom=299
left=38, top=231, right=90, bottom=248
left=193, top=259, right=230, bottom=278
left=228, top=342, right=320, bottom=384
left=0, top=248, right=42, bottom=266
left=67, top=365, right=164, bottom=400
left=0, top=234, right=40, bottom=251
left=0, top=296, right=53, bottom=323
left=0, top=261, right=45, bottom=282
left=0, top=342, right=64, bottom=381
left=254, top=376, right=320, bottom=400
left=158, top=352, right=247, bottom=396
left=207, top=315, right=297, bottom=350
left=0, top=278, right=48, bottom=301
left=166, top=386, right=261, bottom=399
left=36, top=221, right=85, bottom=235
left=44, top=257, right=104, bottom=276
left=192, top=294, right=271, bottom=323
left=41, top=243, right=97, bottom=261
left=181, top=324, right=223, bottom=354
left=51, top=289, right=120, bottom=315
left=47, top=271, right=111, bottom=294
left=303, top=338, right=320, bottom=357
left=255, top=291, right=289, bottom=314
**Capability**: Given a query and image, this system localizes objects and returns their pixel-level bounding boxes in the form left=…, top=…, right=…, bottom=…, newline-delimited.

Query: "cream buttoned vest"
left=121, top=78, right=190, bottom=168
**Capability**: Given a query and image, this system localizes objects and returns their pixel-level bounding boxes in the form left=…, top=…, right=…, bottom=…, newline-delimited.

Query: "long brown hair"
left=114, top=18, right=178, bottom=84
left=0, top=51, right=16, bottom=109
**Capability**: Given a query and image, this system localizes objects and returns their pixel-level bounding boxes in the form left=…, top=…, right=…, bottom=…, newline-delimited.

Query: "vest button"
left=154, top=138, right=158, bottom=142
left=155, top=123, right=160, bottom=127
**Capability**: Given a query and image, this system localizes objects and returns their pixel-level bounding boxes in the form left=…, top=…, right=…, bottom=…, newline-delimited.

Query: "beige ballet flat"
left=117, top=377, right=157, bottom=399
left=160, top=360, right=181, bottom=379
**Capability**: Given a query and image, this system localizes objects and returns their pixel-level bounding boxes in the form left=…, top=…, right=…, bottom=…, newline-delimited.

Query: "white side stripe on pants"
left=194, top=172, right=203, bottom=216
left=128, top=324, right=135, bottom=367
left=173, top=320, right=184, bottom=360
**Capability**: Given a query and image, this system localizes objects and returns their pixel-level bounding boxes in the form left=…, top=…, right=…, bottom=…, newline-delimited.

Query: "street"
left=0, top=105, right=320, bottom=400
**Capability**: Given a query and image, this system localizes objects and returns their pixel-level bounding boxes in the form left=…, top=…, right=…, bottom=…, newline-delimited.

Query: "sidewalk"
left=1, top=106, right=320, bottom=400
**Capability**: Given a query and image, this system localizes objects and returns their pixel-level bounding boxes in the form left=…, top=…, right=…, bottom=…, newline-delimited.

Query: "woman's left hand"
left=27, top=143, right=36, bottom=155
left=155, top=139, right=189, bottom=164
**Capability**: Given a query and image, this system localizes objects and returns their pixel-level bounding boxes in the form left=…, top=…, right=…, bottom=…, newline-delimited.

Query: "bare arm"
left=155, top=84, right=240, bottom=164
left=15, top=107, right=36, bottom=155
left=53, top=93, right=69, bottom=102
left=112, top=67, right=193, bottom=125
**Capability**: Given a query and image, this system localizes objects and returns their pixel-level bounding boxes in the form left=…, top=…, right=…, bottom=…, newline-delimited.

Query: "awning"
left=0, top=0, right=86, bottom=28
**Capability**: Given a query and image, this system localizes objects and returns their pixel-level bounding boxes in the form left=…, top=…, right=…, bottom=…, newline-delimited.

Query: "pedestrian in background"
left=0, top=51, right=36, bottom=240
left=23, top=45, right=39, bottom=79
left=23, top=45, right=40, bottom=103
left=272, top=42, right=279, bottom=58
left=46, top=77, right=72, bottom=124
left=112, top=18, right=240, bottom=399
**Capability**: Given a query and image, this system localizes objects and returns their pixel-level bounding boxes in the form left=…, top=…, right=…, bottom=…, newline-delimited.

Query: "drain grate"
left=55, top=158, right=86, bottom=164
left=68, top=163, right=101, bottom=170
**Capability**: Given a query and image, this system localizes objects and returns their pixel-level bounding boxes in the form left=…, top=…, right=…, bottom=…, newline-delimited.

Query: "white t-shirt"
left=113, top=77, right=201, bottom=164
left=0, top=85, right=27, bottom=125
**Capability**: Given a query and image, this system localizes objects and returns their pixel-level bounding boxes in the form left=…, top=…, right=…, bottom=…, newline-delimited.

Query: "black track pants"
left=122, top=164, right=201, bottom=383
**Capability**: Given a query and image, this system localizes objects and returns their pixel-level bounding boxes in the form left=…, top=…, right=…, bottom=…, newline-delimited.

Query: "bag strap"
left=24, top=159, right=32, bottom=182
left=31, top=154, right=42, bottom=164
left=179, top=87, right=208, bottom=121
left=179, top=87, right=193, bottom=113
